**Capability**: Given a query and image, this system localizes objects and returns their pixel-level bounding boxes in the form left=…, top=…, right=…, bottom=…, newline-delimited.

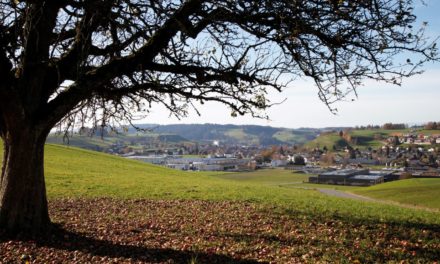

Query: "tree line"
left=382, top=123, right=407, bottom=130
left=424, top=122, right=440, bottom=130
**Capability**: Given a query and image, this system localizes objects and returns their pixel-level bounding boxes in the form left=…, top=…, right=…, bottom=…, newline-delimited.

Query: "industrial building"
left=309, top=169, right=386, bottom=186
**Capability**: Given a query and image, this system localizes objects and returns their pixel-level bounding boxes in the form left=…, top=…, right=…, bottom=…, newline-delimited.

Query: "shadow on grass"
left=268, top=208, right=440, bottom=261
left=0, top=224, right=264, bottom=264
left=277, top=207, right=440, bottom=231
left=217, top=229, right=440, bottom=261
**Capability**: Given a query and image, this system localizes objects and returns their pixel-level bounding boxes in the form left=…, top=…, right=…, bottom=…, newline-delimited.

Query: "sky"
left=140, top=1, right=440, bottom=129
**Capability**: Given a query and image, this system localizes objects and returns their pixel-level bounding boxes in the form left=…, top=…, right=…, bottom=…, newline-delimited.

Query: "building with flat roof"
left=346, top=175, right=384, bottom=186
left=309, top=168, right=385, bottom=186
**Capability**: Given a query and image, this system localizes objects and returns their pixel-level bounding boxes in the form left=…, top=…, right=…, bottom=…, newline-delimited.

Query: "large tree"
left=0, top=0, right=437, bottom=234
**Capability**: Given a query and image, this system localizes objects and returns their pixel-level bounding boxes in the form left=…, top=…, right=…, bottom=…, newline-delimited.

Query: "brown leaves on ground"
left=1, top=199, right=439, bottom=263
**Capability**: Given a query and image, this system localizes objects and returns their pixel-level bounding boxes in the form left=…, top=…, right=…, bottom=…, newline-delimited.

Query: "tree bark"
left=0, top=128, right=50, bottom=235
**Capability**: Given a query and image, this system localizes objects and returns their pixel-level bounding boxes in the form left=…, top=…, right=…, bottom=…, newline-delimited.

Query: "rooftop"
left=350, top=175, right=384, bottom=180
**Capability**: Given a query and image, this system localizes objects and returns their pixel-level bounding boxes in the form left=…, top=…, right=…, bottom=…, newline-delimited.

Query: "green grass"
left=307, top=130, right=386, bottom=149
left=46, top=135, right=117, bottom=149
left=224, top=128, right=259, bottom=144
left=46, top=132, right=190, bottom=152
left=213, top=169, right=360, bottom=190
left=305, top=129, right=440, bottom=150
left=1, top=141, right=440, bottom=226
left=348, top=130, right=386, bottom=148
left=214, top=169, right=309, bottom=184
left=411, top=129, right=440, bottom=135
left=2, top=140, right=440, bottom=263
left=352, top=178, right=440, bottom=209
left=182, top=154, right=206, bottom=158
left=272, top=130, right=311, bottom=144
left=305, top=132, right=348, bottom=149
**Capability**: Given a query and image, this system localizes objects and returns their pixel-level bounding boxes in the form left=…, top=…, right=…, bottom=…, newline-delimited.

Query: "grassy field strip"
left=348, top=191, right=440, bottom=213
left=352, top=178, right=440, bottom=210
left=306, top=128, right=440, bottom=149
left=267, top=181, right=304, bottom=185
left=318, top=188, right=440, bottom=213
left=1, top=141, right=440, bottom=226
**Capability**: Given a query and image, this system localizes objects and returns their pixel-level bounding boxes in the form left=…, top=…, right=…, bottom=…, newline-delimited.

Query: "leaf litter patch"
left=1, top=198, right=439, bottom=263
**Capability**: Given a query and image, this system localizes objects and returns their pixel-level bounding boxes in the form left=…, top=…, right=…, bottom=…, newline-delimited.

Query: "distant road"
left=317, top=188, right=439, bottom=212
left=318, top=189, right=376, bottom=201
left=276, top=183, right=438, bottom=212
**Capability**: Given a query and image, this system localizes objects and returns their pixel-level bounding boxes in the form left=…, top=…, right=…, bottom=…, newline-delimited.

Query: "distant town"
left=50, top=122, right=440, bottom=187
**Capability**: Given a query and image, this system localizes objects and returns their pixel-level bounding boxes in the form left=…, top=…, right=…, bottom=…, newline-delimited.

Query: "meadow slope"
left=352, top=178, right=440, bottom=209
left=306, top=128, right=440, bottom=149
left=0, top=142, right=438, bottom=224
left=1, top=141, right=440, bottom=263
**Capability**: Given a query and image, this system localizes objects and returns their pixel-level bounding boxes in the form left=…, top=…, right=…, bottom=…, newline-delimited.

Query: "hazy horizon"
left=131, top=121, right=432, bottom=130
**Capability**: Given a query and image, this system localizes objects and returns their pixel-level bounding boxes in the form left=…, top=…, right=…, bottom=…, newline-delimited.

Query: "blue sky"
left=142, top=1, right=440, bottom=128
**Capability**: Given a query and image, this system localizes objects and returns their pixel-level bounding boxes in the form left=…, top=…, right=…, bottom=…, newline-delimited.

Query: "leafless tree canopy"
left=0, top=0, right=438, bottom=235
left=0, top=0, right=438, bottom=133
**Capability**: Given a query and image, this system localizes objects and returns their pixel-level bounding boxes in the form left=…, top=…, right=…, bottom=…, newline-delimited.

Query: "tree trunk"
left=0, top=129, right=50, bottom=235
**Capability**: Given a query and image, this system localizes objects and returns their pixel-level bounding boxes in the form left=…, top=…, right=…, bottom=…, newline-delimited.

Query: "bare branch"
left=0, top=0, right=437, bottom=134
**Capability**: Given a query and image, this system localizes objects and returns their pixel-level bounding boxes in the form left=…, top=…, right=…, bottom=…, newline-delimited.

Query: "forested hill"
left=47, top=124, right=319, bottom=152
left=129, top=123, right=319, bottom=145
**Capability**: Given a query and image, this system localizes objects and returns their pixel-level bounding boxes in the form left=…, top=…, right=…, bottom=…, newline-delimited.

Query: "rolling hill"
left=305, top=129, right=392, bottom=149
left=305, top=128, right=440, bottom=149
left=46, top=132, right=191, bottom=152
left=352, top=178, right=440, bottom=209
left=129, top=123, right=320, bottom=145
left=47, top=123, right=321, bottom=151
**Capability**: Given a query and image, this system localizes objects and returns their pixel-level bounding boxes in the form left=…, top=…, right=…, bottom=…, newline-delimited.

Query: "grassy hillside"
left=306, top=129, right=396, bottom=149
left=352, top=178, right=440, bottom=209
left=216, top=169, right=362, bottom=191
left=1, top=141, right=440, bottom=263
left=0, top=141, right=439, bottom=224
left=214, top=169, right=309, bottom=185
left=134, top=123, right=320, bottom=145
left=272, top=129, right=317, bottom=144
left=348, top=129, right=390, bottom=148
left=224, top=128, right=259, bottom=144
left=46, top=132, right=190, bottom=152
left=46, top=124, right=320, bottom=153
left=305, top=132, right=349, bottom=149
left=46, top=135, right=119, bottom=151
left=305, top=129, right=389, bottom=149
left=306, top=128, right=440, bottom=149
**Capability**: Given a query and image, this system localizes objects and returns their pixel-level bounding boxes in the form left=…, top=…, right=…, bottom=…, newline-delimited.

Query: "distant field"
left=46, top=132, right=190, bottom=152
left=214, top=169, right=309, bottom=184
left=352, top=178, right=440, bottom=209
left=224, top=128, right=259, bottom=144
left=349, top=129, right=388, bottom=147
left=304, top=132, right=349, bottom=149
left=214, top=169, right=360, bottom=191
left=46, top=135, right=118, bottom=150
left=272, top=130, right=314, bottom=144
left=410, top=129, right=440, bottom=135
left=305, top=128, right=440, bottom=150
